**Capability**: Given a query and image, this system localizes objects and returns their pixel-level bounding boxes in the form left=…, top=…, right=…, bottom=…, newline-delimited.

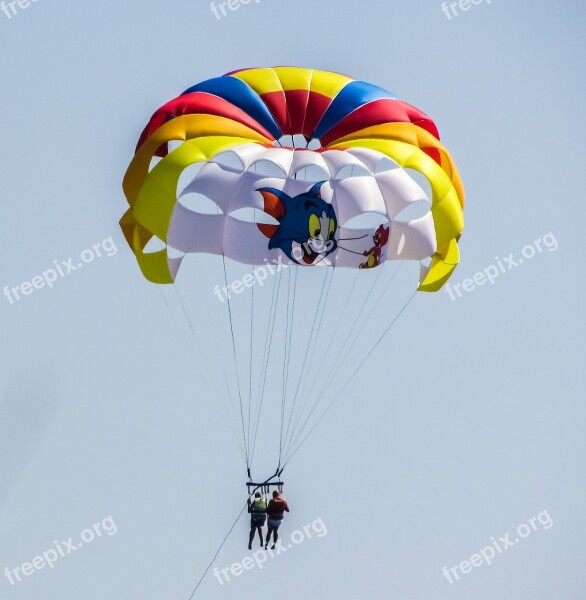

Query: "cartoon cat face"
left=257, top=182, right=338, bottom=265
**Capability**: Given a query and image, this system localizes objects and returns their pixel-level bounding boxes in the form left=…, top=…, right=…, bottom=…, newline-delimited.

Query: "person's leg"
left=265, top=525, right=274, bottom=548
left=271, top=525, right=279, bottom=548
left=248, top=527, right=255, bottom=549
left=257, top=527, right=263, bottom=546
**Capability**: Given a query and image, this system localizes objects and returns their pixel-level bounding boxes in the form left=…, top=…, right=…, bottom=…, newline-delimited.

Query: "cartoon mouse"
left=359, top=224, right=390, bottom=269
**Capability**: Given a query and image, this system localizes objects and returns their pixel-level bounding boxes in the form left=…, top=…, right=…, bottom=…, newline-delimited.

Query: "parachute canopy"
left=121, top=67, right=464, bottom=292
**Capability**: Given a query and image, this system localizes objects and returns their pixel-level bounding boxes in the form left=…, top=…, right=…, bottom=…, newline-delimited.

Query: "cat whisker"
left=337, top=245, right=367, bottom=256
left=337, top=234, right=369, bottom=241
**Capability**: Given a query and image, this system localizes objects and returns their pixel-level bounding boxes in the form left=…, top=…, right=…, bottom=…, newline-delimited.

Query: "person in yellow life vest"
left=248, top=492, right=268, bottom=549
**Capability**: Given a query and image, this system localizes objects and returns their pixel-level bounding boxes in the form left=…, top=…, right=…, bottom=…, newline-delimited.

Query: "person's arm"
left=284, top=501, right=290, bottom=512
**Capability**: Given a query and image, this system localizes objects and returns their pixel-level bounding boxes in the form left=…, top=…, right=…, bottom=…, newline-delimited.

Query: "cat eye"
left=309, top=214, right=320, bottom=238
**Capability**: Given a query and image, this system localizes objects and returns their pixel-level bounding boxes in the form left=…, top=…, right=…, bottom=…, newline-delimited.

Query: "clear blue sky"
left=1, top=1, right=585, bottom=599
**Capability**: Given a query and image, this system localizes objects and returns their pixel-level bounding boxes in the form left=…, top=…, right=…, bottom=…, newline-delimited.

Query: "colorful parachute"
left=120, top=67, right=465, bottom=476
left=121, top=66, right=464, bottom=292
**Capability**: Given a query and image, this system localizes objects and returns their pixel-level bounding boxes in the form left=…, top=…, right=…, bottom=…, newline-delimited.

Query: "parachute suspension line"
left=281, top=267, right=335, bottom=457
left=282, top=287, right=418, bottom=468
left=291, top=264, right=347, bottom=423
left=278, top=268, right=292, bottom=467
left=283, top=263, right=402, bottom=459
left=298, top=266, right=336, bottom=405
left=277, top=267, right=298, bottom=470
left=152, top=240, right=235, bottom=409
left=156, top=284, right=171, bottom=309
left=152, top=235, right=245, bottom=462
left=249, top=267, right=284, bottom=466
left=316, top=262, right=404, bottom=406
left=280, top=268, right=362, bottom=460
left=286, top=267, right=333, bottom=449
left=221, top=254, right=250, bottom=469
left=168, top=280, right=246, bottom=464
left=299, top=269, right=360, bottom=408
left=250, top=268, right=282, bottom=465
left=316, top=263, right=387, bottom=392
left=246, top=269, right=255, bottom=461
left=302, top=262, right=396, bottom=432
left=187, top=500, right=249, bottom=600
left=281, top=267, right=334, bottom=454
left=282, top=265, right=348, bottom=455
left=181, top=257, right=234, bottom=404
left=249, top=268, right=282, bottom=465
left=188, top=255, right=248, bottom=462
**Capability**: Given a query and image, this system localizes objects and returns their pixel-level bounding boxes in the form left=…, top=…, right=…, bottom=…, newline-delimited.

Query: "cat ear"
left=257, top=188, right=286, bottom=239
left=376, top=224, right=390, bottom=245
left=258, top=223, right=279, bottom=239
left=257, top=188, right=286, bottom=220
left=308, top=181, right=326, bottom=199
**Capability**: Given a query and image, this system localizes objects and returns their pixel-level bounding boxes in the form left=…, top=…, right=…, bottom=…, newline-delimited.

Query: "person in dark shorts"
left=248, top=492, right=267, bottom=549
left=265, top=490, right=289, bottom=550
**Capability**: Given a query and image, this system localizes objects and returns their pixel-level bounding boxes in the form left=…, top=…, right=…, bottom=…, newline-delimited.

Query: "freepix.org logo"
left=441, top=0, right=492, bottom=20
left=445, top=232, right=558, bottom=301
left=3, top=236, right=117, bottom=304
left=213, top=518, right=327, bottom=585
left=441, top=510, right=553, bottom=584
left=0, top=0, right=40, bottom=20
left=213, top=241, right=328, bottom=304
left=210, top=0, right=261, bottom=20
left=3, top=516, right=118, bottom=586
